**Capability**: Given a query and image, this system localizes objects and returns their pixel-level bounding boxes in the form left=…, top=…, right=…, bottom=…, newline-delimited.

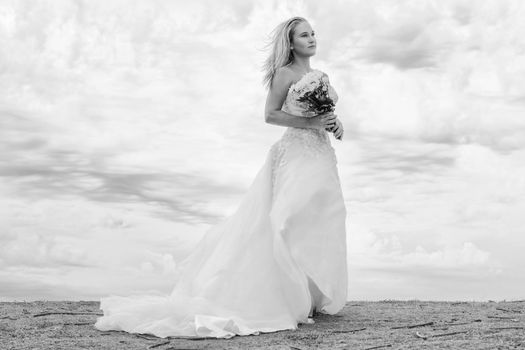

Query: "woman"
left=94, top=16, right=347, bottom=339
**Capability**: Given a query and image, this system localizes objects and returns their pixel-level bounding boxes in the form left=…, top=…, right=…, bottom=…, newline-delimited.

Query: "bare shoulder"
left=272, top=66, right=296, bottom=89
left=318, top=69, right=329, bottom=79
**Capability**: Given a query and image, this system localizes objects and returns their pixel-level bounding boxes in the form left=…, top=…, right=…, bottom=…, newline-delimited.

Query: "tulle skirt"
left=94, top=128, right=348, bottom=338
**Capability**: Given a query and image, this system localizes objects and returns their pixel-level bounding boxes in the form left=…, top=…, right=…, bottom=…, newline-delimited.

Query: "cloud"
left=399, top=242, right=491, bottom=269
left=0, top=272, right=83, bottom=302
left=139, top=251, right=178, bottom=275
left=0, top=0, right=524, bottom=301
left=353, top=140, right=457, bottom=176
left=0, top=232, right=93, bottom=269
left=347, top=224, right=496, bottom=272
left=360, top=15, right=447, bottom=70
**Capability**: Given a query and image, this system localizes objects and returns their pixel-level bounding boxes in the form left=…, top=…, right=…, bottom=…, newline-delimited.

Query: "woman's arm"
left=264, top=67, right=335, bottom=129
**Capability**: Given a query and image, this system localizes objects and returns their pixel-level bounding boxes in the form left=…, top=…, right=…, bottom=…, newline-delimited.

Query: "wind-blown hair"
left=262, top=16, right=307, bottom=89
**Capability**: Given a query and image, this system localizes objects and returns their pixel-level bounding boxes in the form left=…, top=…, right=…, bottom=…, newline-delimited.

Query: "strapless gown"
left=94, top=69, right=348, bottom=339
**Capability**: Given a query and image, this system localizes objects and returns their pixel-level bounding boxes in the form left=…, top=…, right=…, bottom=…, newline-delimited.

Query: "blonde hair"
left=262, top=16, right=307, bottom=89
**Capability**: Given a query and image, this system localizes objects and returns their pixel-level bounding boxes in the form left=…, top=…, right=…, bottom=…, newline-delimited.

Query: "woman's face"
left=291, top=21, right=316, bottom=57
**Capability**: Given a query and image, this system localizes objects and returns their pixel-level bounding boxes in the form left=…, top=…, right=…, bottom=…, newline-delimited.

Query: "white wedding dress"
left=94, top=69, right=348, bottom=339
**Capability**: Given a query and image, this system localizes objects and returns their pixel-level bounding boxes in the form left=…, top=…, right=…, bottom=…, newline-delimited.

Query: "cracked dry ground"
left=1, top=300, right=524, bottom=349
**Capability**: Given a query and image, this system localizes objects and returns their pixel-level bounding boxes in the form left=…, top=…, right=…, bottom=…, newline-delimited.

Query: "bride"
left=94, top=16, right=347, bottom=339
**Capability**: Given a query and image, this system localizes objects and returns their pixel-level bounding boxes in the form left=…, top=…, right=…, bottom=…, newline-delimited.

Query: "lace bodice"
left=278, top=69, right=338, bottom=156
left=270, top=69, right=340, bottom=192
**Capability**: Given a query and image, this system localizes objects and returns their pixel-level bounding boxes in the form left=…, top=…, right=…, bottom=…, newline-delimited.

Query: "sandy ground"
left=1, top=299, right=524, bottom=349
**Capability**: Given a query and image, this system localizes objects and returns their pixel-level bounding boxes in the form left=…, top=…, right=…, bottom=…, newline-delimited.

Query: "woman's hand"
left=309, top=111, right=337, bottom=130
left=330, top=118, right=344, bottom=140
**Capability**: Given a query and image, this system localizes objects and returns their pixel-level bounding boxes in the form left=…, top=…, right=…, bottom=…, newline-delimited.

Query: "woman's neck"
left=290, top=56, right=312, bottom=73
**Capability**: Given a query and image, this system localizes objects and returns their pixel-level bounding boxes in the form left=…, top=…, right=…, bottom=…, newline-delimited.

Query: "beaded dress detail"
left=94, top=69, right=348, bottom=340
left=270, top=69, right=340, bottom=196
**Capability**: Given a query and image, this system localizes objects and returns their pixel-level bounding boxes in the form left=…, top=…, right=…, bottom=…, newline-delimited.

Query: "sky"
left=1, top=0, right=524, bottom=302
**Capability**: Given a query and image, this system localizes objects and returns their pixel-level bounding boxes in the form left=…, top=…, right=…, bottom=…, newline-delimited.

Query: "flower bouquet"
left=295, top=73, right=341, bottom=140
